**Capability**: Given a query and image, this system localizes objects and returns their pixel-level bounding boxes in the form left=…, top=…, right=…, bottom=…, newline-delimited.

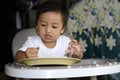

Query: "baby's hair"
left=36, top=0, right=69, bottom=29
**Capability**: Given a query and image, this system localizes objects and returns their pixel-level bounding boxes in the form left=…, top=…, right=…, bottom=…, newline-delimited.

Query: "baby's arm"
left=15, top=47, right=39, bottom=61
left=15, top=50, right=27, bottom=61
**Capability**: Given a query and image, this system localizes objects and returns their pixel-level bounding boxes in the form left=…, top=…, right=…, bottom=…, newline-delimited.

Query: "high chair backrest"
left=12, top=28, right=37, bottom=58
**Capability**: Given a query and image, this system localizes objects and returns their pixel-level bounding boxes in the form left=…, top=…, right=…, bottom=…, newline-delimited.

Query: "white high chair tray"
left=5, top=59, right=120, bottom=79
left=18, top=57, right=81, bottom=66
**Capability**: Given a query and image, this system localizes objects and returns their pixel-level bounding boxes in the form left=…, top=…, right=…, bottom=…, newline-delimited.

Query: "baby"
left=15, top=0, right=85, bottom=61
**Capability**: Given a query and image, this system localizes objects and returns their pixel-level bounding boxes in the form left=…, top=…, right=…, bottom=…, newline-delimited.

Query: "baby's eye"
left=41, top=24, right=47, bottom=27
left=52, top=26, right=57, bottom=29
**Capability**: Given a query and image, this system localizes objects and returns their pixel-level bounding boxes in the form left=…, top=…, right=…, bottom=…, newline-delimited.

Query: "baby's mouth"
left=45, top=34, right=52, bottom=39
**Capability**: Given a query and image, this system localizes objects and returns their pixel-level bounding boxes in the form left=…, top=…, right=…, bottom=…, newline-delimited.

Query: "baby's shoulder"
left=27, top=35, right=40, bottom=40
left=59, top=35, right=71, bottom=41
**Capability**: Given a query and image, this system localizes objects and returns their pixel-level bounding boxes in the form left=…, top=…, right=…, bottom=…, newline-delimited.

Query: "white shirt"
left=18, top=35, right=71, bottom=58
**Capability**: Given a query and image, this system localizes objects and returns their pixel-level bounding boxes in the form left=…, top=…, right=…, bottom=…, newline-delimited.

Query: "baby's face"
left=37, top=11, right=64, bottom=47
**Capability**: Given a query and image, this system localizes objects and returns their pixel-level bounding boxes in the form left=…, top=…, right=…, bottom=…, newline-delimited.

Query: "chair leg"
left=15, top=78, right=31, bottom=80
left=90, top=76, right=97, bottom=80
left=15, top=78, right=21, bottom=80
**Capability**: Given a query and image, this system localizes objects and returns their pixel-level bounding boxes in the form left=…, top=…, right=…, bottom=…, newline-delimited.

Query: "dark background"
left=0, top=0, right=40, bottom=72
left=0, top=0, right=17, bottom=72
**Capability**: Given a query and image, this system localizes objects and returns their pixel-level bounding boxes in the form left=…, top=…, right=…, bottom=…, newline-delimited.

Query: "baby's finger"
left=83, top=48, right=86, bottom=52
left=79, top=41, right=85, bottom=49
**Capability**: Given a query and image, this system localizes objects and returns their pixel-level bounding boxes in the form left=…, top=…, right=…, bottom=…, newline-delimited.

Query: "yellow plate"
left=18, top=57, right=81, bottom=66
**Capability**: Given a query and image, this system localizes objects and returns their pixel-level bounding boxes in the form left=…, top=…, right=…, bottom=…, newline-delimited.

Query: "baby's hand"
left=65, top=39, right=86, bottom=59
left=25, top=47, right=39, bottom=58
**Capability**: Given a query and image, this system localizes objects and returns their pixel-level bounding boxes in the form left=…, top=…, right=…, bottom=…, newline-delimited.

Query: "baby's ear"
left=61, top=28, right=65, bottom=34
left=36, top=26, right=38, bottom=30
left=35, top=26, right=39, bottom=34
